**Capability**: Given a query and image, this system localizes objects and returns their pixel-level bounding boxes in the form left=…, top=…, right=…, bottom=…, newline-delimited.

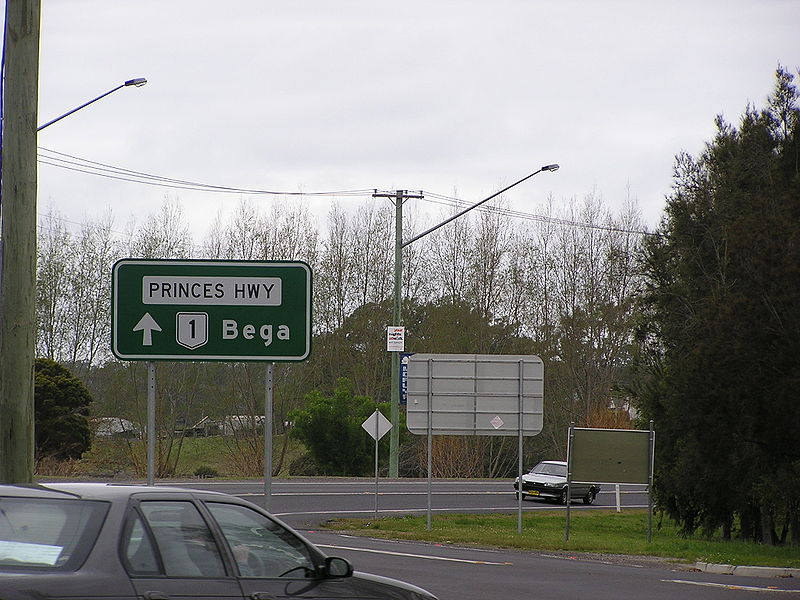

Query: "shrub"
left=194, top=465, right=219, bottom=478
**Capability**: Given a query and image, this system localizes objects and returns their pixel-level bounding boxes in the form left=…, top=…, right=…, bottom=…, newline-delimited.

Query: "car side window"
left=205, top=502, right=314, bottom=578
left=137, top=501, right=226, bottom=578
left=121, top=512, right=159, bottom=575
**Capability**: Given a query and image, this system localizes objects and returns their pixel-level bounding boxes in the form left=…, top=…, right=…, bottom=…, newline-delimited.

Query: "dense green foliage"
left=289, top=378, right=390, bottom=476
left=34, top=358, right=93, bottom=460
left=634, top=68, right=800, bottom=544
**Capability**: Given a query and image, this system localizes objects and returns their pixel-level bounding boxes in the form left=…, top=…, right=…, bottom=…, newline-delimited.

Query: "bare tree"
left=63, top=212, right=119, bottom=378
left=36, top=210, right=120, bottom=379
left=427, top=205, right=472, bottom=303
left=36, top=209, right=73, bottom=361
left=464, top=201, right=514, bottom=327
left=258, top=199, right=319, bottom=263
left=127, top=197, right=193, bottom=259
left=315, top=203, right=356, bottom=334
left=350, top=200, right=393, bottom=308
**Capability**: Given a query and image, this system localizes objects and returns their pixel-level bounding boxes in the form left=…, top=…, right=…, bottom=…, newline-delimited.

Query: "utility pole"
left=374, top=167, right=559, bottom=478
left=373, top=189, right=423, bottom=478
left=0, top=0, right=42, bottom=483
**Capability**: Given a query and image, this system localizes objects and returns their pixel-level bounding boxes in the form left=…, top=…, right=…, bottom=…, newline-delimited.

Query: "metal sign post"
left=565, top=423, right=574, bottom=541
left=517, top=359, right=525, bottom=534
left=147, top=362, right=156, bottom=486
left=426, top=359, right=433, bottom=531
left=264, top=363, right=274, bottom=511
left=648, top=419, right=655, bottom=542
left=362, top=410, right=391, bottom=518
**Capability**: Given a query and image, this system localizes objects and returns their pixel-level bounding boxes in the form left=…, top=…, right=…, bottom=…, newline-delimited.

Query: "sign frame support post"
left=147, top=362, right=156, bottom=486
left=565, top=422, right=575, bottom=541
left=648, top=419, right=655, bottom=543
left=517, top=359, right=524, bottom=534
left=264, top=363, right=274, bottom=512
left=426, top=358, right=433, bottom=531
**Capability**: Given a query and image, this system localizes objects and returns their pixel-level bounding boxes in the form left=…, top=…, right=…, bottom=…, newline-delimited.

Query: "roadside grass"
left=324, top=509, right=800, bottom=568
left=172, top=436, right=232, bottom=476
left=45, top=435, right=303, bottom=479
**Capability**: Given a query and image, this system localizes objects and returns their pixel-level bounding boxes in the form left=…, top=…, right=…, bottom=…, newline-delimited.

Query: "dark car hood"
left=352, top=570, right=437, bottom=599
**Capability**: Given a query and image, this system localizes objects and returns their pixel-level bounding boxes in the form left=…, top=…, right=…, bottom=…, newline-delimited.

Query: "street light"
left=0, top=76, right=147, bottom=484
left=37, top=77, right=147, bottom=131
left=378, top=164, right=560, bottom=477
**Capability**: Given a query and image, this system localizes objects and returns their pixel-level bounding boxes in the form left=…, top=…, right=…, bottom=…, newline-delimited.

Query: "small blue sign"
left=400, top=352, right=414, bottom=405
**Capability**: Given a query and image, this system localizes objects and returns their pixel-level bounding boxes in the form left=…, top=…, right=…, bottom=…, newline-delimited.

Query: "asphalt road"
left=173, top=479, right=800, bottom=599
left=179, top=478, right=650, bottom=529
left=306, top=530, right=800, bottom=600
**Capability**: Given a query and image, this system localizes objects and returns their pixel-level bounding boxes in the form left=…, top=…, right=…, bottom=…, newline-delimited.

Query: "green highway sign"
left=112, top=259, right=311, bottom=362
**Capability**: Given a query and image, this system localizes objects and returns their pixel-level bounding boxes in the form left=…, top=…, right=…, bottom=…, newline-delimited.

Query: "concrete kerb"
left=694, top=562, right=799, bottom=578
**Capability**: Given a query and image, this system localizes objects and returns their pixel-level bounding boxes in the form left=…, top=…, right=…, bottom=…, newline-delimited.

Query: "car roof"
left=538, top=460, right=567, bottom=466
left=0, top=482, right=231, bottom=502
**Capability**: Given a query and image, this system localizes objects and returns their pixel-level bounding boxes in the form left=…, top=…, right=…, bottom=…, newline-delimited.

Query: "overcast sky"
left=20, top=1, right=800, bottom=242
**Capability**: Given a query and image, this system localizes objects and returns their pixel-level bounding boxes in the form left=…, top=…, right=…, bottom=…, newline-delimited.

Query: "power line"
left=37, top=147, right=374, bottom=197
left=38, top=147, right=655, bottom=236
left=420, top=190, right=656, bottom=237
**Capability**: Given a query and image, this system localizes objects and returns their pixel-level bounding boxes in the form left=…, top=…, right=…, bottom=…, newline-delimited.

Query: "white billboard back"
left=405, top=354, right=543, bottom=436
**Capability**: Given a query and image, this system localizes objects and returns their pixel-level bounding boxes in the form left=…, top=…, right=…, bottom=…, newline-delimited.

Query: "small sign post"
left=362, top=410, right=392, bottom=518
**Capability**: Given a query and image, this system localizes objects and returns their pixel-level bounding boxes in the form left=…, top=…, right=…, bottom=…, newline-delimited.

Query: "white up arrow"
left=133, top=313, right=162, bottom=346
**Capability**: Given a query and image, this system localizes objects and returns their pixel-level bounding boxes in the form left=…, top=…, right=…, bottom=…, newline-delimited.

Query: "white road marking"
left=183, top=481, right=644, bottom=494
left=315, top=544, right=512, bottom=566
left=664, top=579, right=800, bottom=593
left=240, top=491, right=521, bottom=496
left=272, top=505, right=650, bottom=517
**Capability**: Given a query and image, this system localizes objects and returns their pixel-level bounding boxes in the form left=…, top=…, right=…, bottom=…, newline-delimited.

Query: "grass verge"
left=323, top=509, right=800, bottom=569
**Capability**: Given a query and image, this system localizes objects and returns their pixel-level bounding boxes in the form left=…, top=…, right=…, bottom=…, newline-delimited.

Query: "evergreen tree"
left=634, top=67, right=800, bottom=544
left=288, top=378, right=386, bottom=476
left=34, top=358, right=93, bottom=461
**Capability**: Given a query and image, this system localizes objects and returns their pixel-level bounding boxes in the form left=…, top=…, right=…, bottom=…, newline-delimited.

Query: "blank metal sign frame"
left=569, top=427, right=653, bottom=485
left=565, top=425, right=656, bottom=543
left=405, top=354, right=543, bottom=436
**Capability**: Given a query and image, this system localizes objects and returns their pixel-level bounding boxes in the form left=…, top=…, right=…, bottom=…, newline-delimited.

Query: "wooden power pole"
left=1, top=0, right=41, bottom=483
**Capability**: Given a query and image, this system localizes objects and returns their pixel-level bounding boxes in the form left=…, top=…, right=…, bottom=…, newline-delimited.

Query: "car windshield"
left=0, top=497, right=108, bottom=571
left=531, top=462, right=567, bottom=477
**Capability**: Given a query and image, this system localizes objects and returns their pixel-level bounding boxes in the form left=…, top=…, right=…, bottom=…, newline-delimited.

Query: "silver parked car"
left=513, top=460, right=600, bottom=504
left=0, top=482, right=437, bottom=600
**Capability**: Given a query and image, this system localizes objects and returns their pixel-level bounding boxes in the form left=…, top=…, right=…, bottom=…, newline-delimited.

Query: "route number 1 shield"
left=176, top=312, right=209, bottom=349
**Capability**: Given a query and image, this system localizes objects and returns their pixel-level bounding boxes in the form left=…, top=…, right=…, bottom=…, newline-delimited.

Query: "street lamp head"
left=541, top=164, right=560, bottom=172
left=37, top=77, right=149, bottom=131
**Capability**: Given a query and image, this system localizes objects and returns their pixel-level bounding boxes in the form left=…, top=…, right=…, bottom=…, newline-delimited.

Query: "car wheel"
left=582, top=490, right=596, bottom=505
left=559, top=489, right=568, bottom=505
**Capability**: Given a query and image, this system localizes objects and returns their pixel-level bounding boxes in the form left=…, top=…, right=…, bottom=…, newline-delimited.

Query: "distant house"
left=221, top=415, right=265, bottom=436
left=92, top=417, right=139, bottom=438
